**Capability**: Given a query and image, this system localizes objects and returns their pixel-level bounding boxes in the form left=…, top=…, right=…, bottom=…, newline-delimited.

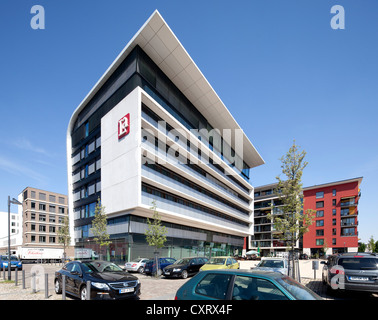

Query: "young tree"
left=91, top=198, right=111, bottom=260
left=58, top=216, right=71, bottom=262
left=367, top=236, right=376, bottom=253
left=268, top=140, right=315, bottom=279
left=144, top=200, right=167, bottom=277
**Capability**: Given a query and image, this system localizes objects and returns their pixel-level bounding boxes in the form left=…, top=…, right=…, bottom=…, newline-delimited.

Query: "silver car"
left=253, top=257, right=288, bottom=275
left=125, top=258, right=150, bottom=273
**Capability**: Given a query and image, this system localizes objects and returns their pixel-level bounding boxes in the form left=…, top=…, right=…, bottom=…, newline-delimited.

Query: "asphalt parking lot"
left=0, top=262, right=377, bottom=300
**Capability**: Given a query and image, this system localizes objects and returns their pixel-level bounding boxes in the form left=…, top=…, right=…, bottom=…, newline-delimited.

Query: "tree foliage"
left=145, top=200, right=167, bottom=251
left=57, top=216, right=71, bottom=260
left=268, top=141, right=315, bottom=277
left=91, top=198, right=111, bottom=254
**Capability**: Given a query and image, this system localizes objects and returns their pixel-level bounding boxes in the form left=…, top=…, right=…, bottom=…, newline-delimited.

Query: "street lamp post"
left=7, top=196, right=22, bottom=281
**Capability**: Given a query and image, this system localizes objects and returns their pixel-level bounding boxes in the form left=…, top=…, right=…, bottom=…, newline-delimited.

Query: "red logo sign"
left=118, top=113, right=130, bottom=139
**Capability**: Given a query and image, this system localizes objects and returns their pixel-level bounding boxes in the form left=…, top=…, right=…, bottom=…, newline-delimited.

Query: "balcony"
left=340, top=200, right=357, bottom=207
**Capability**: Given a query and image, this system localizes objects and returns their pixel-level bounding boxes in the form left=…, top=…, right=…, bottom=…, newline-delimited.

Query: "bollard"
left=2, top=267, right=5, bottom=280
left=62, top=275, right=66, bottom=300
left=45, top=274, right=49, bottom=299
left=86, top=281, right=91, bottom=300
left=22, top=270, right=25, bottom=289
left=15, top=269, right=18, bottom=286
left=31, top=272, right=36, bottom=293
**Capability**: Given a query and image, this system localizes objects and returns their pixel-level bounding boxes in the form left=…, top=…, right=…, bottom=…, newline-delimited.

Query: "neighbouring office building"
left=67, top=11, right=264, bottom=262
left=251, top=183, right=300, bottom=257
left=249, top=177, right=362, bottom=257
left=0, top=187, right=69, bottom=259
left=302, top=177, right=362, bottom=256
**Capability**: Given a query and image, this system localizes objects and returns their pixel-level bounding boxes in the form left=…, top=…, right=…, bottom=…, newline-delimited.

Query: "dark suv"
left=321, top=252, right=378, bottom=293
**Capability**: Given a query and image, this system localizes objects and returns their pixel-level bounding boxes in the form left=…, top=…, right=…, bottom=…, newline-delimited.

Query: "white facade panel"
left=101, top=88, right=142, bottom=215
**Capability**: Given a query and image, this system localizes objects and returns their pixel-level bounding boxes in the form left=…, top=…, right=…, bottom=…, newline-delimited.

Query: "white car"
left=125, top=258, right=150, bottom=273
left=253, top=257, right=288, bottom=275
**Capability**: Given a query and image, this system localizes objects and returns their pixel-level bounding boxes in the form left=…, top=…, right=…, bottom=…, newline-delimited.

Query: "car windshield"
left=82, top=261, right=123, bottom=273
left=276, top=276, right=321, bottom=300
left=208, top=258, right=226, bottom=265
left=259, top=260, right=284, bottom=268
left=2, top=256, right=19, bottom=261
left=174, top=258, right=190, bottom=265
left=338, top=257, right=378, bottom=270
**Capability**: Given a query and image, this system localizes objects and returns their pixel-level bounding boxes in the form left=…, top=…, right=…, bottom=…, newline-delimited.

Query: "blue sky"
left=0, top=1, right=377, bottom=243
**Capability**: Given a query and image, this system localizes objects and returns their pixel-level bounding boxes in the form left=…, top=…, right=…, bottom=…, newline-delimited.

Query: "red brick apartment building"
left=302, top=177, right=362, bottom=256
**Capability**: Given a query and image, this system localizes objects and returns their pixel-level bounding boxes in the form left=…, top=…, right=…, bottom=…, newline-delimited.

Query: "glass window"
left=195, top=273, right=232, bottom=299
left=316, top=239, right=324, bottom=246
left=316, top=229, right=324, bottom=236
left=316, top=210, right=324, bottom=217
left=232, top=276, right=288, bottom=300
left=316, top=192, right=324, bottom=199
left=316, top=201, right=324, bottom=208
left=332, top=189, right=336, bottom=196
left=316, top=220, right=324, bottom=227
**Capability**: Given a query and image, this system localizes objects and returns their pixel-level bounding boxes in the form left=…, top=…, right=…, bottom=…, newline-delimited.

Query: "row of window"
left=28, top=224, right=59, bottom=233
left=72, top=158, right=101, bottom=184
left=29, top=202, right=66, bottom=214
left=72, top=136, right=101, bottom=165
left=316, top=198, right=356, bottom=208
left=315, top=189, right=337, bottom=199
left=25, top=235, right=57, bottom=243
left=73, top=202, right=97, bottom=220
left=142, top=184, right=249, bottom=227
left=24, top=190, right=66, bottom=204
left=25, top=212, right=66, bottom=223
left=73, top=181, right=101, bottom=202
left=144, top=163, right=249, bottom=215
left=315, top=218, right=356, bottom=227
left=316, top=207, right=356, bottom=217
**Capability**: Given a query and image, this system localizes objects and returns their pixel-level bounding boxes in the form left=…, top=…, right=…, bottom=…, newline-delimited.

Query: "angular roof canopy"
left=71, top=10, right=264, bottom=169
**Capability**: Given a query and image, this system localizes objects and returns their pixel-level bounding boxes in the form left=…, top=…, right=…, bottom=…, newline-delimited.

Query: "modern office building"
left=303, top=177, right=362, bottom=256
left=67, top=11, right=264, bottom=262
left=250, top=183, right=300, bottom=256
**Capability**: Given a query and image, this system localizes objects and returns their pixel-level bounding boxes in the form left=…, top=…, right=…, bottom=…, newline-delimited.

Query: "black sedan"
left=54, top=260, right=141, bottom=300
left=163, top=257, right=208, bottom=279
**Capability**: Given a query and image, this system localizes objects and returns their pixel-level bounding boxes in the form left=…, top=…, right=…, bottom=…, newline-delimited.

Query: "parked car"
left=175, top=269, right=322, bottom=300
left=163, top=257, right=208, bottom=279
left=200, top=256, right=239, bottom=271
left=144, top=257, right=176, bottom=275
left=54, top=260, right=141, bottom=300
left=253, top=257, right=288, bottom=275
left=321, top=252, right=378, bottom=294
left=0, top=255, right=22, bottom=270
left=125, top=258, right=150, bottom=273
left=299, top=253, right=310, bottom=260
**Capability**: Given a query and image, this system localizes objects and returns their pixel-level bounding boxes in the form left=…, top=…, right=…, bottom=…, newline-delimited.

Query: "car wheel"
left=181, top=270, right=188, bottom=279
left=54, top=279, right=62, bottom=294
left=80, top=286, right=88, bottom=300
left=138, top=266, right=144, bottom=273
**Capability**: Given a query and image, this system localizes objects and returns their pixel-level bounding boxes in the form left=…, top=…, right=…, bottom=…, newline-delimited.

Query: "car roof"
left=334, top=252, right=377, bottom=258
left=198, top=268, right=285, bottom=279
left=261, top=257, right=286, bottom=260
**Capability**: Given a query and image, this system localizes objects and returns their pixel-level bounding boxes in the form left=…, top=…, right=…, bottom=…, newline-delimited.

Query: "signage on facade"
left=118, top=113, right=130, bottom=139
